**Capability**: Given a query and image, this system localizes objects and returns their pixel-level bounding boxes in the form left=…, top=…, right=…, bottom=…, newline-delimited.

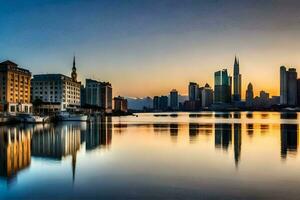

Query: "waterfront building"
left=114, top=96, right=128, bottom=112
left=170, top=89, right=179, bottom=110
left=245, top=83, right=254, bottom=108
left=188, top=82, right=199, bottom=101
left=233, top=56, right=242, bottom=102
left=153, top=96, right=159, bottom=110
left=214, top=69, right=232, bottom=104
left=280, top=66, right=287, bottom=105
left=280, top=66, right=297, bottom=106
left=297, top=79, right=300, bottom=107
left=0, top=60, right=32, bottom=113
left=159, top=96, right=169, bottom=111
left=201, top=83, right=213, bottom=107
left=31, top=57, right=81, bottom=111
left=84, top=79, right=113, bottom=113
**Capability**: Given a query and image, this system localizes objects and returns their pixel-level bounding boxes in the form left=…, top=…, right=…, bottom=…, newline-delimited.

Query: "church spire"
left=71, top=55, right=77, bottom=82
left=73, top=55, right=76, bottom=70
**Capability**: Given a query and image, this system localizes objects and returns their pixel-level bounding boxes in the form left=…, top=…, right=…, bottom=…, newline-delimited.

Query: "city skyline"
left=2, top=0, right=300, bottom=97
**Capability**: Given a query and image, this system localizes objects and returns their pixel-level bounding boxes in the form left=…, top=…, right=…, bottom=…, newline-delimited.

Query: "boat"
left=17, top=113, right=49, bottom=123
left=57, top=111, right=88, bottom=121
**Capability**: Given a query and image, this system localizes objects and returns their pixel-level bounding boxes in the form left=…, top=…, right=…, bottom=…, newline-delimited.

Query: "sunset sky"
left=1, top=0, right=300, bottom=98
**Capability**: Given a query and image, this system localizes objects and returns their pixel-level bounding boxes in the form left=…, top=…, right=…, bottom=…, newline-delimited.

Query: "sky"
left=1, top=0, right=300, bottom=98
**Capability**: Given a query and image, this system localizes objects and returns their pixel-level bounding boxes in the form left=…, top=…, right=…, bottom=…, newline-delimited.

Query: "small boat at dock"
left=57, top=111, right=88, bottom=121
left=17, top=113, right=49, bottom=123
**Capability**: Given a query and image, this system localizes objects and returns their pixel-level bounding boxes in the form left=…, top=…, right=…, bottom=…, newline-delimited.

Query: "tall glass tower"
left=233, top=56, right=241, bottom=101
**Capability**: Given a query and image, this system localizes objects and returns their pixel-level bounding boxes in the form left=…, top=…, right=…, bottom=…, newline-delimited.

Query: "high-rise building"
left=297, top=79, right=300, bottom=106
left=84, top=79, right=112, bottom=113
left=214, top=69, right=231, bottom=104
left=170, top=89, right=178, bottom=110
left=287, top=68, right=297, bottom=106
left=280, top=66, right=287, bottom=105
left=114, top=96, right=128, bottom=112
left=153, top=96, right=159, bottom=110
left=188, top=82, right=199, bottom=101
left=233, top=56, right=242, bottom=101
left=201, top=83, right=213, bottom=107
left=245, top=83, right=254, bottom=107
left=280, top=66, right=297, bottom=106
left=0, top=60, right=32, bottom=113
left=159, top=96, right=169, bottom=111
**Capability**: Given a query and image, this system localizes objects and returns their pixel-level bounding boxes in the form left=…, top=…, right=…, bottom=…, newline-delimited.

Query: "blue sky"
left=1, top=0, right=300, bottom=97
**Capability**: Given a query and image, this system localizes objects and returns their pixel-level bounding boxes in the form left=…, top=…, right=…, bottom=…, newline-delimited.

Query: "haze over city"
left=2, top=0, right=300, bottom=97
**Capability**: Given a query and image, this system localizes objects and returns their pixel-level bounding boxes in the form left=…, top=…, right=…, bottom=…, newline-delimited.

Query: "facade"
left=188, top=82, right=199, bottom=101
left=170, top=89, right=179, bottom=110
left=201, top=83, right=213, bottom=107
left=84, top=79, right=112, bottom=113
left=114, top=96, right=128, bottom=112
left=31, top=57, right=81, bottom=111
left=214, top=69, right=232, bottom=104
left=31, top=74, right=81, bottom=111
left=0, top=60, right=32, bottom=113
left=233, top=56, right=242, bottom=101
left=280, top=66, right=297, bottom=106
left=246, top=83, right=254, bottom=107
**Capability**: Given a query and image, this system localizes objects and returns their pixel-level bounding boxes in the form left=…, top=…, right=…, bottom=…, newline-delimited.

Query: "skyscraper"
left=170, top=89, right=179, bottom=110
left=214, top=69, right=231, bottom=104
left=280, top=66, right=287, bottom=105
left=246, top=83, right=254, bottom=107
left=280, top=66, right=297, bottom=106
left=159, top=96, right=168, bottom=111
left=233, top=56, right=242, bottom=101
left=287, top=68, right=297, bottom=106
left=201, top=83, right=213, bottom=107
left=188, top=82, right=199, bottom=101
left=153, top=96, right=159, bottom=110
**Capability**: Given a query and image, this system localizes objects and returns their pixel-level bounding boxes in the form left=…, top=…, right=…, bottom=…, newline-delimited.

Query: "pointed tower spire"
left=234, top=55, right=238, bottom=66
left=71, top=55, right=77, bottom=82
left=73, top=55, right=76, bottom=70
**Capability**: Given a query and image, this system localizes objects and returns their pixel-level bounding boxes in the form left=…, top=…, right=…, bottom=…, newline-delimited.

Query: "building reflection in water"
left=246, top=112, right=253, bottom=119
left=281, top=124, right=298, bottom=159
left=153, top=123, right=169, bottom=133
left=0, top=126, right=31, bottom=182
left=215, top=123, right=232, bottom=150
left=85, top=117, right=112, bottom=151
left=260, top=124, right=269, bottom=134
left=169, top=123, right=178, bottom=143
left=246, top=124, right=254, bottom=136
left=31, top=123, right=82, bottom=182
left=233, top=123, right=242, bottom=167
left=280, top=112, right=298, bottom=120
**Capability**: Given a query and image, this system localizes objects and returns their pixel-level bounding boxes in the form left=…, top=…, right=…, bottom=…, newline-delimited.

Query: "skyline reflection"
left=1, top=112, right=300, bottom=199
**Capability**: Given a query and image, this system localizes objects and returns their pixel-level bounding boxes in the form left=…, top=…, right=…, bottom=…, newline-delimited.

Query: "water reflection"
left=0, top=126, right=31, bottom=182
left=1, top=112, right=300, bottom=199
left=281, top=124, right=298, bottom=159
left=234, top=123, right=242, bottom=167
left=85, top=117, right=112, bottom=151
left=215, top=123, right=232, bottom=150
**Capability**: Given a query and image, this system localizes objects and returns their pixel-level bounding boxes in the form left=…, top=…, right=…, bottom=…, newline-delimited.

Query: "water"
left=1, top=112, right=300, bottom=199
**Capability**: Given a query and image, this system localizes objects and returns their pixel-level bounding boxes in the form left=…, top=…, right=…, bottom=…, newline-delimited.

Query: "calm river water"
left=1, top=112, right=300, bottom=199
